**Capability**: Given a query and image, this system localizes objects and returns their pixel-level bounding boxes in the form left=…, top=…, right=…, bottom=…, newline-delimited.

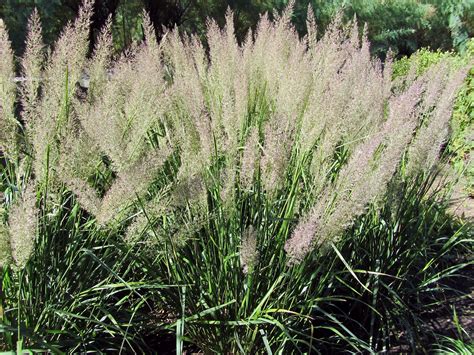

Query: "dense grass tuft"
left=0, top=1, right=472, bottom=352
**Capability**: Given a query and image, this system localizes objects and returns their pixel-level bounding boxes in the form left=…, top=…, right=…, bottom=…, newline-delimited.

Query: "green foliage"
left=112, top=0, right=143, bottom=50
left=129, top=168, right=473, bottom=353
left=392, top=48, right=456, bottom=78
left=344, top=0, right=433, bottom=58
left=433, top=310, right=473, bottom=355
left=425, top=0, right=474, bottom=53
left=0, top=159, right=152, bottom=352
left=451, top=40, right=474, bottom=194
left=291, top=0, right=474, bottom=58
left=0, top=3, right=472, bottom=353
left=434, top=337, right=474, bottom=354
left=0, top=0, right=76, bottom=54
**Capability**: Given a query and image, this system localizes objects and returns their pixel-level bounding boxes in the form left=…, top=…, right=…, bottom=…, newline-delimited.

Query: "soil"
left=448, top=177, right=474, bottom=220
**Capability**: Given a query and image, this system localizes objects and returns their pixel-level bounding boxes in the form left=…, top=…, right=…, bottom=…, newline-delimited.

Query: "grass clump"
left=0, top=1, right=472, bottom=352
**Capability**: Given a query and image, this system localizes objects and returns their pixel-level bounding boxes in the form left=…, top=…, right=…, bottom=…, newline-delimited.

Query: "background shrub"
left=393, top=40, right=474, bottom=195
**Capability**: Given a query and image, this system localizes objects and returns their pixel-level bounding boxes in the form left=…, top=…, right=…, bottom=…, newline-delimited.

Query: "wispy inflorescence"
left=97, top=148, right=171, bottom=224
left=240, top=127, right=260, bottom=188
left=240, top=225, right=259, bottom=274
left=124, top=191, right=171, bottom=247
left=27, top=0, right=94, bottom=185
left=261, top=120, right=293, bottom=193
left=0, top=18, right=18, bottom=160
left=8, top=182, right=38, bottom=269
left=0, top=2, right=467, bottom=265
left=0, top=219, right=12, bottom=267
left=406, top=64, right=470, bottom=175
left=86, top=15, right=113, bottom=102
left=20, top=9, right=44, bottom=130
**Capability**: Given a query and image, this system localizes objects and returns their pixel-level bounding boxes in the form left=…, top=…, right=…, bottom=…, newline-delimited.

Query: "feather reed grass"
left=0, top=1, right=471, bottom=352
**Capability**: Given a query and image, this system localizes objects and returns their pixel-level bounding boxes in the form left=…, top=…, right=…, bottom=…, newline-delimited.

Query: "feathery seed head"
left=97, top=147, right=171, bottom=225
left=8, top=182, right=37, bottom=269
left=240, top=225, right=258, bottom=274
left=0, top=18, right=18, bottom=160
left=240, top=127, right=260, bottom=188
left=285, top=188, right=334, bottom=265
left=261, top=118, right=294, bottom=193
left=20, top=9, right=44, bottom=128
left=124, top=193, right=171, bottom=247
left=406, top=65, right=470, bottom=175
left=2, top=2, right=468, bottom=268
left=87, top=15, right=113, bottom=101
left=0, top=219, right=12, bottom=268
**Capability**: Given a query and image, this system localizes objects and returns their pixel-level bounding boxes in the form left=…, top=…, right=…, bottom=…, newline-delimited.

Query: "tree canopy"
left=1, top=0, right=473, bottom=58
